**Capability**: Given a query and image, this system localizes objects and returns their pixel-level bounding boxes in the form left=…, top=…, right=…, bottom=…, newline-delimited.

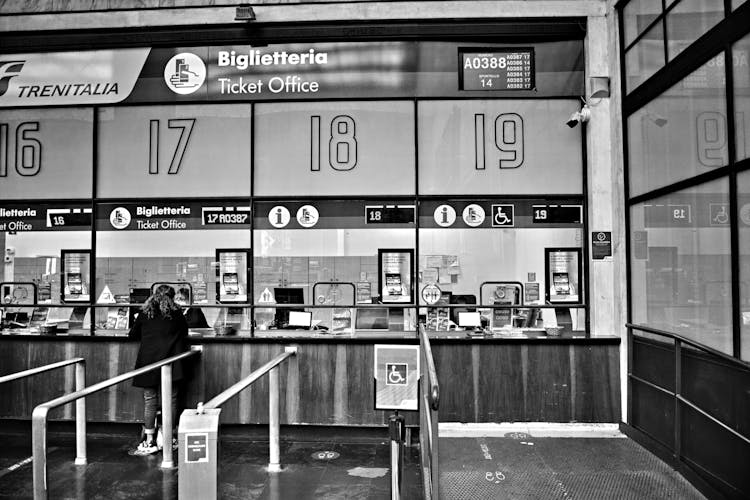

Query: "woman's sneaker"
left=129, top=439, right=159, bottom=456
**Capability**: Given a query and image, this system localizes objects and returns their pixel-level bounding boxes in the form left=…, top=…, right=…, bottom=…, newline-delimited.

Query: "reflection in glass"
left=625, top=21, right=665, bottom=93
left=622, top=0, right=662, bottom=48
left=734, top=33, right=750, bottom=162
left=738, top=172, right=750, bottom=360
left=666, top=0, right=724, bottom=60
left=630, top=179, right=732, bottom=355
left=627, top=56, right=727, bottom=197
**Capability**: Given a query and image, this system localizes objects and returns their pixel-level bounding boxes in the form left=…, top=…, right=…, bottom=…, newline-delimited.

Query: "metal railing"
left=31, top=346, right=202, bottom=500
left=418, top=325, right=439, bottom=500
left=626, top=323, right=750, bottom=452
left=200, top=346, right=297, bottom=472
left=0, top=357, right=85, bottom=386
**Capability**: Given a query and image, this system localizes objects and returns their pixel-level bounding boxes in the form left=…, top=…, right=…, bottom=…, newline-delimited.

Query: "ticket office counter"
left=0, top=332, right=620, bottom=425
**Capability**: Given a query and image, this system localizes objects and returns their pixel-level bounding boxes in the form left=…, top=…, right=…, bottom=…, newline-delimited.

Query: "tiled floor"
left=0, top=430, right=707, bottom=499
left=0, top=433, right=422, bottom=500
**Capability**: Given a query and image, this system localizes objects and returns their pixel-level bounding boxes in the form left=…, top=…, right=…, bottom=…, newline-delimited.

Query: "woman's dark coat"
left=128, top=309, right=189, bottom=388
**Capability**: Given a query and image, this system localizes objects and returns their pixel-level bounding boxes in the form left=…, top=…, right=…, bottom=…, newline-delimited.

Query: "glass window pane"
left=254, top=101, right=415, bottom=196
left=623, top=0, right=663, bottom=48
left=97, top=104, right=252, bottom=198
left=666, top=0, right=725, bottom=60
left=418, top=100, right=583, bottom=195
left=732, top=0, right=747, bottom=10
left=1, top=202, right=91, bottom=334
left=95, top=200, right=251, bottom=336
left=0, top=108, right=93, bottom=200
left=253, top=200, right=416, bottom=333
left=739, top=171, right=750, bottom=360
left=630, top=179, right=732, bottom=355
left=734, top=33, right=750, bottom=162
left=625, top=21, right=665, bottom=93
left=418, top=198, right=585, bottom=334
left=627, top=55, right=727, bottom=197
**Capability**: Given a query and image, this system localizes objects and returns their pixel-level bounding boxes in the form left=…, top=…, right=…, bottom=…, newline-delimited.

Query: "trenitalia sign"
left=0, top=49, right=149, bottom=106
left=0, top=41, right=583, bottom=107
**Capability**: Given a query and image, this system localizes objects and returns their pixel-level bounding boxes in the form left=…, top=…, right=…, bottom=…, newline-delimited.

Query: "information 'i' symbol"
left=268, top=206, right=290, bottom=228
left=433, top=204, right=456, bottom=227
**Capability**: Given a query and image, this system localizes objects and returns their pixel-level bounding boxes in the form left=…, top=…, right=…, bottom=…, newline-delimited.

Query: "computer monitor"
left=449, top=294, right=477, bottom=324
left=273, top=287, right=305, bottom=327
left=457, top=311, right=482, bottom=328
left=287, top=310, right=312, bottom=329
left=355, top=307, right=389, bottom=330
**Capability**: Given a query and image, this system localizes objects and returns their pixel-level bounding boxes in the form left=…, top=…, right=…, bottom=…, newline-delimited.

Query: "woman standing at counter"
left=127, top=285, right=189, bottom=455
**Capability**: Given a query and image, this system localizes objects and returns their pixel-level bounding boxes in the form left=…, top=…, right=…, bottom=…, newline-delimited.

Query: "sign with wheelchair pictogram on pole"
left=374, top=345, right=419, bottom=411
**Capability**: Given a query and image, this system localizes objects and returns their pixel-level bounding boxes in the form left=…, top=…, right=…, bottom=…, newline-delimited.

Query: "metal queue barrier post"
left=389, top=411, right=405, bottom=500
left=178, top=346, right=297, bottom=500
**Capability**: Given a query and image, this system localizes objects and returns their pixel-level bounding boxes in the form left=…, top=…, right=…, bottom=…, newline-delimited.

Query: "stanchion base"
left=74, top=458, right=87, bottom=466
left=268, top=463, right=282, bottom=473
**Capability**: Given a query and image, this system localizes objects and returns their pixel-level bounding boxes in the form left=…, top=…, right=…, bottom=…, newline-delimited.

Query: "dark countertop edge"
left=0, top=333, right=621, bottom=344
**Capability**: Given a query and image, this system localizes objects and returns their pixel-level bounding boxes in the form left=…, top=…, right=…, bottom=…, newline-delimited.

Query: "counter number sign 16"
left=0, top=121, right=42, bottom=177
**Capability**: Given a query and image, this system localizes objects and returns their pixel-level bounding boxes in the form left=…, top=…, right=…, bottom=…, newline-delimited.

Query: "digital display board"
left=532, top=205, right=583, bottom=224
left=365, top=205, right=416, bottom=224
left=459, top=48, right=534, bottom=91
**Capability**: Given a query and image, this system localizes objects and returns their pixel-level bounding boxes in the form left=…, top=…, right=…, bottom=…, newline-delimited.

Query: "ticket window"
left=418, top=201, right=585, bottom=334
left=1, top=231, right=91, bottom=334
left=0, top=107, right=94, bottom=334
left=95, top=229, right=251, bottom=335
left=253, top=201, right=416, bottom=333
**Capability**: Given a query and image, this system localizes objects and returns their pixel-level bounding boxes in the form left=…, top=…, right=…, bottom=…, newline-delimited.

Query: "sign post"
left=374, top=345, right=418, bottom=500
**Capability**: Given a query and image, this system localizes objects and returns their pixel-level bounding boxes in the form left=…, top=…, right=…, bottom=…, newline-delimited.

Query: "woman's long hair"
left=141, top=285, right=180, bottom=320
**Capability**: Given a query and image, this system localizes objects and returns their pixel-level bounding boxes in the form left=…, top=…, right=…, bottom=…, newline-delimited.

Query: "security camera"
left=566, top=105, right=591, bottom=128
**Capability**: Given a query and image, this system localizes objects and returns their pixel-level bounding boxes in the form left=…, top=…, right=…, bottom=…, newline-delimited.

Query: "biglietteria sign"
left=0, top=49, right=149, bottom=107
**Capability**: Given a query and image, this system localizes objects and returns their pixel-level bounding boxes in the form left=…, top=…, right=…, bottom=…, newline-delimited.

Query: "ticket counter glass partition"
left=253, top=200, right=416, bottom=335
left=418, top=200, right=586, bottom=336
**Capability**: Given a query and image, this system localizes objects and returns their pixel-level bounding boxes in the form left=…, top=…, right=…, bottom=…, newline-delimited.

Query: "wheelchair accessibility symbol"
left=710, top=203, right=729, bottom=226
left=491, top=204, right=514, bottom=227
left=386, top=363, right=408, bottom=385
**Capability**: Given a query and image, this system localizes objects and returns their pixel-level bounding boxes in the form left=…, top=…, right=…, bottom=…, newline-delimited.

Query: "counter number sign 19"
left=459, top=48, right=534, bottom=91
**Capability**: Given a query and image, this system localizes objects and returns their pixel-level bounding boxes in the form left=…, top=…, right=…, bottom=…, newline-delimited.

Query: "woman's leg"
left=143, top=387, right=159, bottom=441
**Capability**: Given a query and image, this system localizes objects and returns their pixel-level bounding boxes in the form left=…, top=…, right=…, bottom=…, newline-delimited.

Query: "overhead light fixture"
left=235, top=4, right=256, bottom=21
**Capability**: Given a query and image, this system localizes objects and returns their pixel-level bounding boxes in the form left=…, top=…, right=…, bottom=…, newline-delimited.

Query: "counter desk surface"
left=0, top=326, right=620, bottom=424
left=1, top=326, right=616, bottom=343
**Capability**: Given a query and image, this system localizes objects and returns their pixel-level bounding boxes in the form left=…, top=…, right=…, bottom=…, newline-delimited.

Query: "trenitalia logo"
left=0, top=48, right=150, bottom=107
left=0, top=60, right=24, bottom=97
